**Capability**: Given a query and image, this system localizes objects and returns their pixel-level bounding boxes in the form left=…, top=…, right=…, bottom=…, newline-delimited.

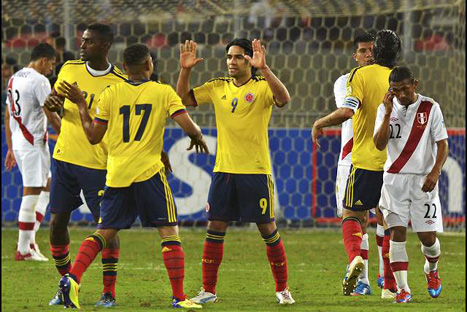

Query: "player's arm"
left=57, top=81, right=107, bottom=144
left=172, top=111, right=209, bottom=154
left=3, top=108, right=16, bottom=171
left=421, top=139, right=448, bottom=192
left=176, top=40, right=203, bottom=107
left=245, top=39, right=290, bottom=107
left=42, top=107, right=61, bottom=135
left=312, top=108, right=354, bottom=147
left=373, top=92, right=394, bottom=150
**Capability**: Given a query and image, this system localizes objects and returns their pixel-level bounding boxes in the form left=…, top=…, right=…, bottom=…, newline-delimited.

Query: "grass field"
left=1, top=227, right=465, bottom=311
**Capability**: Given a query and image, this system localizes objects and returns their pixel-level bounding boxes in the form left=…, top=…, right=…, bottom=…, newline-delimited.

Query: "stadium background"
left=1, top=0, right=465, bottom=230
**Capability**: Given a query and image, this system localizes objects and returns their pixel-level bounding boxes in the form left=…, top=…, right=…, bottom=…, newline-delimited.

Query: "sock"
left=70, top=233, right=106, bottom=284
left=342, top=217, right=363, bottom=263
left=262, top=230, right=288, bottom=292
left=421, top=238, right=441, bottom=274
left=202, top=230, right=225, bottom=294
left=389, top=240, right=410, bottom=293
left=18, top=195, right=39, bottom=254
left=161, top=235, right=186, bottom=301
left=102, top=247, right=119, bottom=298
left=359, top=233, right=369, bottom=284
left=376, top=224, right=385, bottom=277
left=31, top=191, right=49, bottom=245
left=51, top=244, right=72, bottom=276
left=382, top=230, right=396, bottom=291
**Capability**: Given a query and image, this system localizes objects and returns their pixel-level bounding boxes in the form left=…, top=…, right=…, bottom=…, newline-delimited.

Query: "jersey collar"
left=126, top=79, right=151, bottom=86
left=85, top=62, right=112, bottom=77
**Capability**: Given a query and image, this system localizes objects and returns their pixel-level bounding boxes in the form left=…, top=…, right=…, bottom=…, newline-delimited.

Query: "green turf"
left=1, top=227, right=465, bottom=311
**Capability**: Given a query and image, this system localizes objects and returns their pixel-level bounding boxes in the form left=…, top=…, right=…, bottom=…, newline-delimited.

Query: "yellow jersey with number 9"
left=192, top=76, right=276, bottom=174
left=53, top=60, right=127, bottom=169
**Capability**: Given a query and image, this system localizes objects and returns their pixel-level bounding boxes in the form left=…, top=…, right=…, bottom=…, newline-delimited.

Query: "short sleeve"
left=342, top=68, right=363, bottom=113
left=262, top=81, right=275, bottom=107
left=164, top=85, right=187, bottom=117
left=192, top=81, right=214, bottom=106
left=430, top=104, right=448, bottom=142
left=34, top=76, right=52, bottom=107
left=333, top=74, right=348, bottom=108
left=374, top=104, right=386, bottom=136
left=95, top=87, right=111, bottom=123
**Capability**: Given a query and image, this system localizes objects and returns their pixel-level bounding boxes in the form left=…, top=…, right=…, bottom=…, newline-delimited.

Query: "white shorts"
left=335, top=164, right=351, bottom=217
left=13, top=146, right=51, bottom=188
left=379, top=173, right=443, bottom=233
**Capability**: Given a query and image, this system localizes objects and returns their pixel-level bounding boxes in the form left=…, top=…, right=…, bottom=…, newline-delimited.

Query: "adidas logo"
left=355, top=200, right=363, bottom=206
left=162, top=247, right=172, bottom=253
left=221, top=95, right=227, bottom=100
left=351, top=232, right=363, bottom=238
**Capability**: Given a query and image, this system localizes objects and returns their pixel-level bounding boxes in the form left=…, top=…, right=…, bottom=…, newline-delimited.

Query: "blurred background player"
left=312, top=29, right=402, bottom=296
left=56, top=43, right=207, bottom=309
left=44, top=23, right=126, bottom=307
left=4, top=43, right=61, bottom=261
left=373, top=66, right=448, bottom=303
left=176, top=38, right=294, bottom=304
left=332, top=31, right=386, bottom=296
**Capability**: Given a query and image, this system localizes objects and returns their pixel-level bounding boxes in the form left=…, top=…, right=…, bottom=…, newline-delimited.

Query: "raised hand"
left=244, top=39, right=267, bottom=70
left=180, top=40, right=203, bottom=69
left=383, top=91, right=394, bottom=115
left=57, top=81, right=87, bottom=108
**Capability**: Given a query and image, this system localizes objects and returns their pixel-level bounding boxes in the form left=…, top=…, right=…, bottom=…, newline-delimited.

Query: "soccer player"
left=373, top=66, right=448, bottom=303
left=56, top=43, right=207, bottom=309
left=44, top=23, right=126, bottom=307
left=176, top=38, right=295, bottom=304
left=333, top=31, right=386, bottom=296
left=4, top=43, right=61, bottom=261
left=312, top=29, right=402, bottom=296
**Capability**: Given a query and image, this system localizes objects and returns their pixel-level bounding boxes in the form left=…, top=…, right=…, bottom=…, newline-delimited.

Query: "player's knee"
left=50, top=213, right=70, bottom=231
left=418, top=232, right=437, bottom=246
left=208, top=220, right=228, bottom=232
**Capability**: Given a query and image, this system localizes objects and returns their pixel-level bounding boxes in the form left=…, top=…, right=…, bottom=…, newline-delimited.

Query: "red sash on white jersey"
left=341, top=138, right=353, bottom=160
left=387, top=101, right=433, bottom=173
left=8, top=77, right=35, bottom=145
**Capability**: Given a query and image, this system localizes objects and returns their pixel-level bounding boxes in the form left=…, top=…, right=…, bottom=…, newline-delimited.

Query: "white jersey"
left=334, top=73, right=353, bottom=166
left=374, top=94, right=448, bottom=175
left=5, top=67, right=51, bottom=150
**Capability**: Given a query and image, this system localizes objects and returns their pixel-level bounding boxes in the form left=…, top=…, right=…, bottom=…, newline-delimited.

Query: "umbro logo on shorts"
left=425, top=220, right=435, bottom=225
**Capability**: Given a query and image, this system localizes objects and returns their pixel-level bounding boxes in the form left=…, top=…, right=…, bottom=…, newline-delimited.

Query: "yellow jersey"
left=53, top=60, right=127, bottom=169
left=95, top=80, right=186, bottom=187
left=343, top=64, right=390, bottom=171
left=192, top=76, right=276, bottom=174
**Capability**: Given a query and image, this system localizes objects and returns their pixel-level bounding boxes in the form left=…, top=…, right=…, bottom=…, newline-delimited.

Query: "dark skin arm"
left=422, top=139, right=448, bottom=192
left=312, top=107, right=354, bottom=148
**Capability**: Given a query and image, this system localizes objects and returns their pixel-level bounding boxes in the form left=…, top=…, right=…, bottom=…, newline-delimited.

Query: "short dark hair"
left=30, top=43, right=56, bottom=61
left=353, top=32, right=375, bottom=51
left=389, top=66, right=415, bottom=83
left=373, top=30, right=402, bottom=68
left=86, top=23, right=114, bottom=44
left=225, top=38, right=257, bottom=76
left=55, top=37, right=66, bottom=49
left=123, top=44, right=150, bottom=66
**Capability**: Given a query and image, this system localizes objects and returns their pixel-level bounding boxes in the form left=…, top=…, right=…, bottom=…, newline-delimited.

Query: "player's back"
left=347, top=64, right=391, bottom=171
left=334, top=73, right=353, bottom=165
left=96, top=80, right=185, bottom=187
left=6, top=67, right=50, bottom=149
left=53, top=60, right=127, bottom=169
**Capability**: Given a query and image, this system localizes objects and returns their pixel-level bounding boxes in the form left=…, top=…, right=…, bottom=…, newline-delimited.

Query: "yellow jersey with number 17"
left=343, top=64, right=390, bottom=171
left=192, top=76, right=276, bottom=175
left=95, top=80, right=186, bottom=188
left=53, top=60, right=127, bottom=169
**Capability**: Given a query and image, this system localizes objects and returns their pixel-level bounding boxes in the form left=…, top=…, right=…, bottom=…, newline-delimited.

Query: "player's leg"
left=381, top=216, right=397, bottom=297
left=388, top=225, right=412, bottom=303
left=353, top=210, right=371, bottom=295
left=418, top=231, right=442, bottom=298
left=192, top=172, right=235, bottom=304
left=375, top=207, right=385, bottom=288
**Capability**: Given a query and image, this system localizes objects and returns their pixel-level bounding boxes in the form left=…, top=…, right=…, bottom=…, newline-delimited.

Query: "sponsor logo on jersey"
left=417, top=112, right=427, bottom=125
left=390, top=117, right=399, bottom=122
left=221, top=95, right=227, bottom=100
left=245, top=92, right=254, bottom=103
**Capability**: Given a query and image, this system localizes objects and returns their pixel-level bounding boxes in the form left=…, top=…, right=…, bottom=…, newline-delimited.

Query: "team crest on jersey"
left=417, top=112, right=427, bottom=125
left=245, top=92, right=255, bottom=103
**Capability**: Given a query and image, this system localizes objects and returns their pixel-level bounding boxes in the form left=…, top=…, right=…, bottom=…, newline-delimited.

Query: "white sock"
left=421, top=238, right=441, bottom=274
left=31, top=191, right=49, bottom=245
left=376, top=224, right=385, bottom=276
left=18, top=195, right=39, bottom=255
left=359, top=233, right=369, bottom=284
left=389, top=240, right=410, bottom=293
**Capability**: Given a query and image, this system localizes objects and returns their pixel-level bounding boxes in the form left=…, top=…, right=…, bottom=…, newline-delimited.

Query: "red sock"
left=102, top=247, right=119, bottom=298
left=162, top=244, right=186, bottom=301
left=342, top=218, right=363, bottom=263
left=264, top=231, right=288, bottom=292
left=376, top=235, right=384, bottom=248
left=202, top=230, right=225, bottom=294
left=382, top=232, right=396, bottom=290
left=70, top=234, right=106, bottom=284
left=51, top=244, right=72, bottom=276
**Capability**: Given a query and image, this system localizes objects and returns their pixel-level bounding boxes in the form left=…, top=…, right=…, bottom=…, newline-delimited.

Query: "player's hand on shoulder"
left=422, top=171, right=439, bottom=192
left=161, top=150, right=173, bottom=174
left=383, top=91, right=394, bottom=115
left=187, top=135, right=210, bottom=154
left=44, top=94, right=65, bottom=112
left=57, top=81, right=87, bottom=107
left=180, top=40, right=203, bottom=69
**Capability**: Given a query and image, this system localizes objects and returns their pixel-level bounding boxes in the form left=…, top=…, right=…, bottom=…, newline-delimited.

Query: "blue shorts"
left=97, top=169, right=177, bottom=229
left=343, top=166, right=383, bottom=211
left=207, top=173, right=275, bottom=223
left=50, top=159, right=106, bottom=219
